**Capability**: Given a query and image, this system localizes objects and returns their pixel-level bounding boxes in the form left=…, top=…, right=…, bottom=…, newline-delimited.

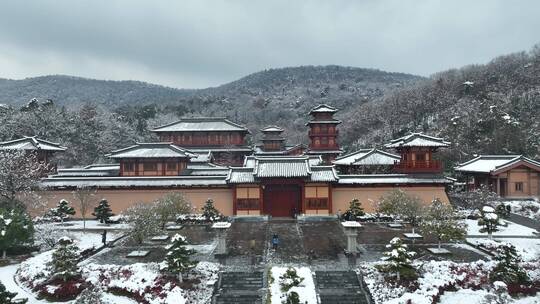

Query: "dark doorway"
left=263, top=184, right=302, bottom=217
left=499, top=179, right=507, bottom=197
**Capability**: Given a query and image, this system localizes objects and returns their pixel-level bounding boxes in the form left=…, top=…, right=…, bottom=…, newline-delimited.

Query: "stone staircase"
left=213, top=271, right=264, bottom=304
left=315, top=271, right=370, bottom=304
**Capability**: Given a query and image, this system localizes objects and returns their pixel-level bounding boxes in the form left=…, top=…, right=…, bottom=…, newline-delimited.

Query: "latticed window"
left=306, top=198, right=328, bottom=209
left=166, top=162, right=177, bottom=171
left=237, top=199, right=260, bottom=210
left=515, top=182, right=524, bottom=192
left=143, top=162, right=157, bottom=171
left=123, top=162, right=135, bottom=172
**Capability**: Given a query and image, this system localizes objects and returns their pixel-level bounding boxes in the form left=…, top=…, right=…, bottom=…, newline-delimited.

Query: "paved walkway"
left=509, top=213, right=540, bottom=231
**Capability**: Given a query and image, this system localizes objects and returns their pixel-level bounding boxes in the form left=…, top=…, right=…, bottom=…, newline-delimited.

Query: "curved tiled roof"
left=107, top=143, right=196, bottom=159
left=0, top=136, right=66, bottom=152
left=455, top=155, right=540, bottom=174
left=385, top=133, right=450, bottom=148
left=152, top=117, right=249, bottom=132
left=333, top=148, right=399, bottom=166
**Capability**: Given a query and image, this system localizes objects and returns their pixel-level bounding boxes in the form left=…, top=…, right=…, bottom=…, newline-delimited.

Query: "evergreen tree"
left=0, top=208, right=34, bottom=259
left=478, top=205, right=499, bottom=240
left=495, top=203, right=511, bottom=219
left=92, top=199, right=114, bottom=224
left=0, top=281, right=27, bottom=304
left=49, top=237, right=80, bottom=281
left=378, top=237, right=416, bottom=281
left=201, top=199, right=222, bottom=222
left=51, top=199, right=76, bottom=224
left=341, top=198, right=365, bottom=221
left=74, top=285, right=103, bottom=304
left=420, top=199, right=466, bottom=249
left=490, top=243, right=529, bottom=285
left=482, top=281, right=514, bottom=304
left=165, top=234, right=197, bottom=282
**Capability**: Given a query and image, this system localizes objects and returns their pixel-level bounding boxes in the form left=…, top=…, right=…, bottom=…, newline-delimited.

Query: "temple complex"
left=2, top=105, right=460, bottom=217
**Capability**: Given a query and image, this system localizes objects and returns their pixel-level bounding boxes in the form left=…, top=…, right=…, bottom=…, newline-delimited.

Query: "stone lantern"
left=212, top=221, right=231, bottom=255
left=341, top=221, right=362, bottom=254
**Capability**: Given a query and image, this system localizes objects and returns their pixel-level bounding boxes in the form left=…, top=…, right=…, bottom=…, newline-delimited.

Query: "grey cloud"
left=0, top=0, right=539, bottom=88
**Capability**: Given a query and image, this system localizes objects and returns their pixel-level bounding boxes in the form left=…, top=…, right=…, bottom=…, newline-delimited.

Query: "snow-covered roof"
left=41, top=176, right=227, bottom=189
left=385, top=133, right=450, bottom=148
left=455, top=155, right=540, bottom=174
left=107, top=143, right=196, bottom=159
left=253, top=144, right=306, bottom=156
left=55, top=166, right=119, bottom=177
left=261, top=126, right=284, bottom=133
left=190, top=151, right=213, bottom=163
left=309, top=104, right=338, bottom=114
left=227, top=156, right=337, bottom=183
left=186, top=147, right=253, bottom=153
left=0, top=136, right=66, bottom=152
left=337, top=174, right=451, bottom=185
left=333, top=148, right=400, bottom=166
left=152, top=117, right=249, bottom=133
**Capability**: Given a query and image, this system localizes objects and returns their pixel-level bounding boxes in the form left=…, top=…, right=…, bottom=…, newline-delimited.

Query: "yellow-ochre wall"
left=331, top=186, right=450, bottom=214
left=37, top=188, right=234, bottom=217
left=36, top=185, right=449, bottom=217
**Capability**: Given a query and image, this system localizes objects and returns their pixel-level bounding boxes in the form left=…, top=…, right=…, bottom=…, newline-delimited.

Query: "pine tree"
left=74, top=285, right=103, bottom=304
left=478, top=205, right=499, bottom=240
left=0, top=281, right=27, bottom=304
left=51, top=199, right=76, bottom=224
left=165, top=234, right=197, bottom=282
left=92, top=199, right=114, bottom=224
left=342, top=198, right=365, bottom=221
left=482, top=281, right=514, bottom=304
left=379, top=237, right=416, bottom=281
left=495, top=204, right=511, bottom=219
left=49, top=237, right=80, bottom=281
left=490, top=243, right=529, bottom=285
left=201, top=199, right=222, bottom=222
left=0, top=208, right=34, bottom=259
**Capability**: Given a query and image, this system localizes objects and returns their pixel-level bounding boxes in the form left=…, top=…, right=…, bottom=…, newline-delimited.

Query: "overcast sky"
left=0, top=0, right=539, bottom=88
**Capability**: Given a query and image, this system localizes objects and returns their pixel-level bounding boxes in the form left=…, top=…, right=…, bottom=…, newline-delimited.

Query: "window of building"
left=123, top=162, right=135, bottom=172
left=143, top=162, right=157, bottom=171
left=415, top=153, right=426, bottom=161
left=166, top=162, right=177, bottom=171
left=306, top=198, right=328, bottom=209
left=237, top=199, right=260, bottom=210
left=305, top=186, right=329, bottom=209
left=515, top=182, right=524, bottom=192
left=236, top=187, right=260, bottom=210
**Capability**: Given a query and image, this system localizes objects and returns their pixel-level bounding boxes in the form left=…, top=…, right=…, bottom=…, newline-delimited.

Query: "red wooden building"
left=306, top=104, right=342, bottom=164
left=151, top=117, right=252, bottom=165
left=385, top=133, right=450, bottom=174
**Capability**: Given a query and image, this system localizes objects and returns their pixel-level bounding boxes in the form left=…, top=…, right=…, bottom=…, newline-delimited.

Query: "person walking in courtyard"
left=272, top=234, right=279, bottom=250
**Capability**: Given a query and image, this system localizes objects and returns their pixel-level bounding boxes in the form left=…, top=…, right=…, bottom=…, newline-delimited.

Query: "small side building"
left=455, top=155, right=540, bottom=199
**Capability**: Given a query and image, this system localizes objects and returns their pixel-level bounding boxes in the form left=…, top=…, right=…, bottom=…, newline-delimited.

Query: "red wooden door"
left=263, top=184, right=301, bottom=217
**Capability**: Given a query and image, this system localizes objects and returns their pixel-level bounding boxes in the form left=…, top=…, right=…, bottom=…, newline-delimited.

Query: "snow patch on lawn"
left=467, top=238, right=540, bottom=261
left=269, top=266, right=317, bottom=304
left=465, top=219, right=537, bottom=236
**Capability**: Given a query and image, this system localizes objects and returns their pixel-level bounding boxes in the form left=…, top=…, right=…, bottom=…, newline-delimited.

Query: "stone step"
left=319, top=294, right=368, bottom=304
left=215, top=294, right=261, bottom=304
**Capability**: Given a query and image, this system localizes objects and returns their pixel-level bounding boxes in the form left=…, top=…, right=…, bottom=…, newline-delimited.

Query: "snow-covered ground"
left=0, top=264, right=44, bottom=303
left=51, top=219, right=130, bottom=230
left=269, top=266, right=317, bottom=304
left=465, top=219, right=537, bottom=236
left=506, top=199, right=540, bottom=220
left=440, top=289, right=540, bottom=304
left=467, top=238, right=540, bottom=261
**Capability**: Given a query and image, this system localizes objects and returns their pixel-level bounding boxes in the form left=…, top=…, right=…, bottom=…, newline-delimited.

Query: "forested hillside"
left=0, top=66, right=421, bottom=166
left=1, top=46, right=539, bottom=169
left=341, top=44, right=540, bottom=169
